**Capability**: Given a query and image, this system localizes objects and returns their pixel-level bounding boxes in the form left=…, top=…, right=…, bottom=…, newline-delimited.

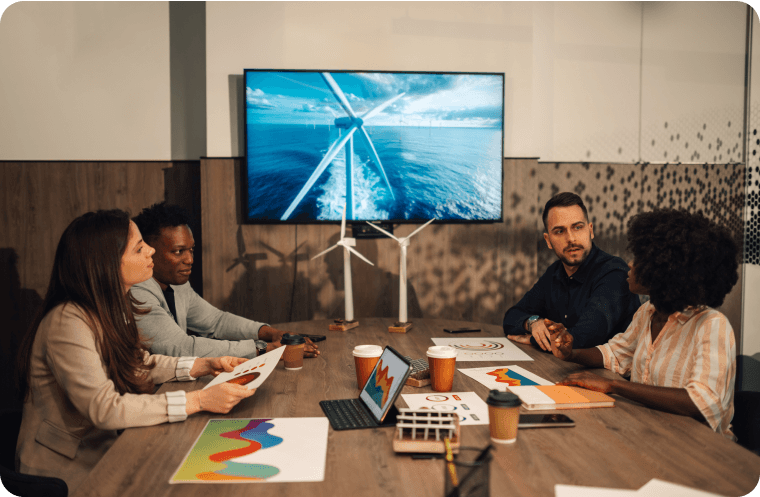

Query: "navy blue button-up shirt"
left=503, top=244, right=641, bottom=349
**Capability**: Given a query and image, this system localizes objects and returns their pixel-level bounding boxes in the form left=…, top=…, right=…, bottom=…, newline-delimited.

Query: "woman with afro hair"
left=550, top=208, right=739, bottom=439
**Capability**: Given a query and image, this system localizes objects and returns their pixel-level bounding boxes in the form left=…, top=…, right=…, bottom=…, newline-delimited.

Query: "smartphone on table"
left=518, top=414, right=575, bottom=428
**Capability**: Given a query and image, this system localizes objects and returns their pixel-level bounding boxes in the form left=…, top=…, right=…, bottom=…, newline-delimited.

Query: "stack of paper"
left=555, top=479, right=729, bottom=497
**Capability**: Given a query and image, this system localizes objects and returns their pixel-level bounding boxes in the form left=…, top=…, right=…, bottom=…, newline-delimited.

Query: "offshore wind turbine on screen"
left=281, top=72, right=404, bottom=221
left=366, top=218, right=435, bottom=331
left=312, top=204, right=374, bottom=330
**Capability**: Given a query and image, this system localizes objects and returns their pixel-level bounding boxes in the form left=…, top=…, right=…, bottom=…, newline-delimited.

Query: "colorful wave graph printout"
left=203, top=345, right=285, bottom=391
left=170, top=418, right=329, bottom=483
left=401, top=392, right=489, bottom=426
left=431, top=337, right=533, bottom=362
left=458, top=365, right=552, bottom=391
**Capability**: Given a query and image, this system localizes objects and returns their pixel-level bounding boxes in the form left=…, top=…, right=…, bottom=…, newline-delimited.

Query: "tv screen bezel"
left=241, top=68, right=505, bottom=225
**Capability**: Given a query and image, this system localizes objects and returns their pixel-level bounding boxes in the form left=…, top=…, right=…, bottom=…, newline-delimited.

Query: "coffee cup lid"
left=353, top=345, right=383, bottom=357
left=280, top=333, right=306, bottom=345
left=426, top=345, right=457, bottom=359
left=485, top=389, right=521, bottom=407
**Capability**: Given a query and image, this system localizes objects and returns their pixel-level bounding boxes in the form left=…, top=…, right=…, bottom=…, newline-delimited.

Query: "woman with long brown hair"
left=16, top=210, right=255, bottom=493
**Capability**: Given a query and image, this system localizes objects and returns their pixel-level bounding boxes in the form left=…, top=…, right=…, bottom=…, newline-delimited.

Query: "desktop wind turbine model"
left=366, top=218, right=435, bottom=333
left=281, top=72, right=404, bottom=221
left=312, top=204, right=374, bottom=331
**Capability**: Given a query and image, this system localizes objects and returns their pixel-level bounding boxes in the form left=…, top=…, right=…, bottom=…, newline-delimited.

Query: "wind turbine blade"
left=311, top=244, right=339, bottom=261
left=340, top=204, right=347, bottom=239
left=365, top=221, right=399, bottom=242
left=362, top=92, right=405, bottom=121
left=357, top=127, right=395, bottom=199
left=281, top=126, right=359, bottom=220
left=321, top=73, right=357, bottom=119
left=346, top=245, right=375, bottom=266
left=406, top=218, right=435, bottom=240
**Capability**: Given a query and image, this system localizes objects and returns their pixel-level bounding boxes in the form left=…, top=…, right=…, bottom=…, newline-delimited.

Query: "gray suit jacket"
left=131, top=278, right=265, bottom=359
left=16, top=303, right=185, bottom=493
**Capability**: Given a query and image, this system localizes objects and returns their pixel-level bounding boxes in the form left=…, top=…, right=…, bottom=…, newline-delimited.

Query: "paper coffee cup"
left=486, top=390, right=521, bottom=444
left=426, top=346, right=457, bottom=392
left=353, top=345, right=383, bottom=390
left=281, top=334, right=306, bottom=370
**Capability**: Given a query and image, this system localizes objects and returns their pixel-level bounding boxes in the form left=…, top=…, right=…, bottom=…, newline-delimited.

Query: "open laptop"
left=320, top=345, right=412, bottom=431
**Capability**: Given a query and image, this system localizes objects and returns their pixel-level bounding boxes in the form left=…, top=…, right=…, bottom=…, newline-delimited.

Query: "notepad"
left=507, top=385, right=615, bottom=410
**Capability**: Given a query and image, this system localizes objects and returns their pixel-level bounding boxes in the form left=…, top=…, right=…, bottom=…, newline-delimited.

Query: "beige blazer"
left=16, top=303, right=184, bottom=493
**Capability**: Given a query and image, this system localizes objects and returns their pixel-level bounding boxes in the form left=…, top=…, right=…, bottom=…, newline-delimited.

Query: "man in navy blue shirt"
left=504, top=192, right=640, bottom=351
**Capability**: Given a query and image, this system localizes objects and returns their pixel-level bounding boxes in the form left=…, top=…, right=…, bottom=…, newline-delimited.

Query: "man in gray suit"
left=131, top=202, right=318, bottom=359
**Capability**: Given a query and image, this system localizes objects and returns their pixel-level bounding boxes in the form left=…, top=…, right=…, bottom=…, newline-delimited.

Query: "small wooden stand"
left=393, top=409, right=460, bottom=454
left=328, top=319, right=359, bottom=331
left=389, top=321, right=413, bottom=333
left=405, top=361, right=431, bottom=387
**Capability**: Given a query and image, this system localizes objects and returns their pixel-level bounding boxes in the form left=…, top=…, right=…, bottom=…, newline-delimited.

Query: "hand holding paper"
left=187, top=384, right=256, bottom=415
left=189, top=356, right=248, bottom=378
left=203, top=346, right=286, bottom=391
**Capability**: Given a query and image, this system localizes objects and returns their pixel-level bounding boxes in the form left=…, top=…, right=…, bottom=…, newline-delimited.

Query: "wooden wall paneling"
left=164, top=161, right=203, bottom=295
left=0, top=161, right=166, bottom=411
left=200, top=157, right=236, bottom=312
left=200, top=157, right=539, bottom=328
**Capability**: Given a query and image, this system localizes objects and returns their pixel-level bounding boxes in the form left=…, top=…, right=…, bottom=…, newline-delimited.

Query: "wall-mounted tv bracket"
left=352, top=222, right=394, bottom=239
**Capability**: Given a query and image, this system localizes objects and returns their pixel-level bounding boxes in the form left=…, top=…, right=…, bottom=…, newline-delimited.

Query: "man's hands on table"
left=507, top=318, right=567, bottom=351
left=259, top=326, right=320, bottom=358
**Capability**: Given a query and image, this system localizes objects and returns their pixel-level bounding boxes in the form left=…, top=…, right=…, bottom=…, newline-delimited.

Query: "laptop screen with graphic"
left=359, top=346, right=412, bottom=422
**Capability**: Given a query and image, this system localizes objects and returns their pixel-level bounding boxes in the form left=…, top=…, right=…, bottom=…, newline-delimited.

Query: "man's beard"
left=557, top=246, right=589, bottom=267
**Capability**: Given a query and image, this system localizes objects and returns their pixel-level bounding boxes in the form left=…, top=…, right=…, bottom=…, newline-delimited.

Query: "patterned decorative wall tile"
left=536, top=161, right=745, bottom=275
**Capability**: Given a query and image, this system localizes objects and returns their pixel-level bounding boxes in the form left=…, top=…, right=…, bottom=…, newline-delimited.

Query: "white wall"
left=0, top=2, right=748, bottom=163
left=205, top=1, right=537, bottom=158
left=0, top=2, right=170, bottom=161
left=744, top=7, right=760, bottom=358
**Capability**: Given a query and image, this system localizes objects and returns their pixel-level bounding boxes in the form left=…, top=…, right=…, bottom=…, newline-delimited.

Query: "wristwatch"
left=255, top=340, right=268, bottom=356
left=525, top=315, right=541, bottom=331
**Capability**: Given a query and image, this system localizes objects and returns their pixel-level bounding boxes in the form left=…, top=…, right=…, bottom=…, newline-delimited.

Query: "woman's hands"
left=550, top=329, right=574, bottom=361
left=189, top=356, right=247, bottom=378
left=186, top=384, right=256, bottom=415
left=557, top=371, right=613, bottom=394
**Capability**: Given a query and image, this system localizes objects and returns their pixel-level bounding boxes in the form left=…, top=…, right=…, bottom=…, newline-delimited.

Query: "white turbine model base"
left=366, top=218, right=435, bottom=333
left=312, top=205, right=374, bottom=331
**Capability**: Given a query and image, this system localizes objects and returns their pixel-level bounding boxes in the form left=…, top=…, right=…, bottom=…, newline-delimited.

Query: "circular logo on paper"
left=450, top=341, right=504, bottom=351
left=426, top=395, right=449, bottom=402
left=226, top=372, right=260, bottom=386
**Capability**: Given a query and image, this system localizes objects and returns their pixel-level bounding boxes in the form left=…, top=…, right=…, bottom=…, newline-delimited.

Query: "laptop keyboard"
left=320, top=398, right=378, bottom=430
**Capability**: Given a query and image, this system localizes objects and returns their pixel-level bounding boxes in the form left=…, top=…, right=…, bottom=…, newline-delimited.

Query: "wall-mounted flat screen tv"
left=243, top=69, right=504, bottom=224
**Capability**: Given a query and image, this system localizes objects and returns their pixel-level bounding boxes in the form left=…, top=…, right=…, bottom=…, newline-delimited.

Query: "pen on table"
left=444, top=438, right=458, bottom=489
left=452, top=443, right=493, bottom=493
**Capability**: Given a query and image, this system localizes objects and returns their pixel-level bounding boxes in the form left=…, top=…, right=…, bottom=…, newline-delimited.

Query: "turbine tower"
left=312, top=204, right=374, bottom=331
left=366, top=218, right=435, bottom=333
left=281, top=73, right=404, bottom=221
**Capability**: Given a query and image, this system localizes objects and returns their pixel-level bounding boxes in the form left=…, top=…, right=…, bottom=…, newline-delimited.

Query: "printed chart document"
left=508, top=385, right=615, bottom=410
left=555, top=484, right=638, bottom=496
left=401, top=392, right=489, bottom=425
left=203, top=346, right=285, bottom=391
left=431, top=337, right=533, bottom=362
left=170, top=418, right=329, bottom=483
left=637, top=479, right=727, bottom=497
left=458, top=365, right=552, bottom=390
left=555, top=478, right=729, bottom=497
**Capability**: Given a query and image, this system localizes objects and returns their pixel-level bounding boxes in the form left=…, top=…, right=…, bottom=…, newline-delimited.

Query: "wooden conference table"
left=73, top=318, right=760, bottom=497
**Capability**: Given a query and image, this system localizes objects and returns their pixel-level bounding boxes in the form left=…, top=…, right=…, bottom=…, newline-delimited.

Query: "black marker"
left=443, top=328, right=481, bottom=333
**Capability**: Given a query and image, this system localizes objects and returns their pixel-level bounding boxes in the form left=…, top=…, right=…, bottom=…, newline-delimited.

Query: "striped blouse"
left=597, top=301, right=736, bottom=439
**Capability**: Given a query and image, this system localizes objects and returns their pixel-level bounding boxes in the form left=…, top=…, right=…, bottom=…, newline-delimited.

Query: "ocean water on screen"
left=246, top=123, right=502, bottom=222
